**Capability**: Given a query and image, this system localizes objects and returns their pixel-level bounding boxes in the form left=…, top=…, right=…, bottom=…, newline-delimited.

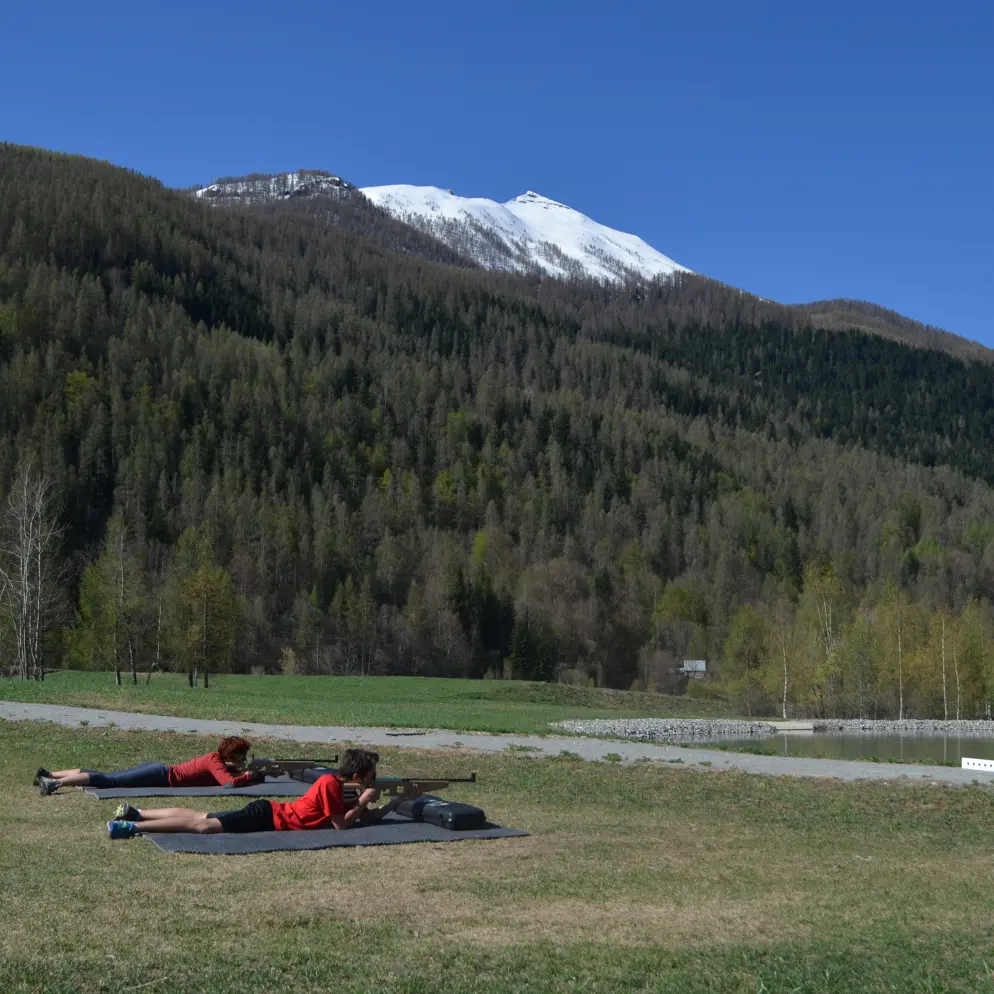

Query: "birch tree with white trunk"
left=0, top=466, right=64, bottom=680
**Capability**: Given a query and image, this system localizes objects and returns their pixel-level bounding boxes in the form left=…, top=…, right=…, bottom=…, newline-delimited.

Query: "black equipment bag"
left=296, top=766, right=338, bottom=783
left=396, top=795, right=487, bottom=831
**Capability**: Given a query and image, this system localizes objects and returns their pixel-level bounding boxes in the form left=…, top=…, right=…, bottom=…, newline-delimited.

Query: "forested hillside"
left=194, top=170, right=990, bottom=365
left=2, top=143, right=994, bottom=719
left=797, top=298, right=994, bottom=364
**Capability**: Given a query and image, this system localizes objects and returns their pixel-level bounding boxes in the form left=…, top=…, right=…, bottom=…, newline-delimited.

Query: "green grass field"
left=3, top=719, right=994, bottom=993
left=0, top=671, right=734, bottom=733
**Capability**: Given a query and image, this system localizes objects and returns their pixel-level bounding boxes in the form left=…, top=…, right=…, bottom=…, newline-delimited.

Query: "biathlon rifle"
left=342, top=772, right=477, bottom=797
left=247, top=755, right=340, bottom=779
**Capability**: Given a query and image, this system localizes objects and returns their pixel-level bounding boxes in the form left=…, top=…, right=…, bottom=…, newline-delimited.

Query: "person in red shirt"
left=35, top=736, right=262, bottom=795
left=106, top=748, right=414, bottom=838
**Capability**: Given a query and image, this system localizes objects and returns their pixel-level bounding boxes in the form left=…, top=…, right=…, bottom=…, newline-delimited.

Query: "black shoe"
left=38, top=776, right=59, bottom=796
left=32, top=767, right=51, bottom=786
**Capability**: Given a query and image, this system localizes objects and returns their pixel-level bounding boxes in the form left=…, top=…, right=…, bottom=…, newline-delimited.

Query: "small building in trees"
left=679, top=659, right=707, bottom=680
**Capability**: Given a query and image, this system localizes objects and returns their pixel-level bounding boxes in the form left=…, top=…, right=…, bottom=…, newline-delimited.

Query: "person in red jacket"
left=35, top=736, right=262, bottom=795
left=105, top=748, right=412, bottom=838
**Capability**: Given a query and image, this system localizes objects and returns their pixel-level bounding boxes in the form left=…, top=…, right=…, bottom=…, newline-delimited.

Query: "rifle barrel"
left=277, top=758, right=338, bottom=763
left=254, top=757, right=339, bottom=763
left=250, top=757, right=339, bottom=771
left=343, top=772, right=478, bottom=787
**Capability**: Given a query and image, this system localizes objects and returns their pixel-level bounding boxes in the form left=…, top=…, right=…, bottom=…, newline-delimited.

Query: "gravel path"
left=3, top=700, right=993, bottom=785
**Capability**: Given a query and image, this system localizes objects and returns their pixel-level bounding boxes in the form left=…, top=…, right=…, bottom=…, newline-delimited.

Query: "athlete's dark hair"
left=340, top=748, right=379, bottom=780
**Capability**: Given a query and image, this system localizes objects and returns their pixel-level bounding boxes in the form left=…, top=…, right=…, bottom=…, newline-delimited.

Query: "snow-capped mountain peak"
left=361, top=184, right=690, bottom=283
left=507, top=191, right=570, bottom=211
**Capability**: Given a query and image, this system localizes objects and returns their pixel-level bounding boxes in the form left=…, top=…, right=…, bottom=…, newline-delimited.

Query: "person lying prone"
left=105, top=748, right=416, bottom=838
left=35, top=736, right=262, bottom=795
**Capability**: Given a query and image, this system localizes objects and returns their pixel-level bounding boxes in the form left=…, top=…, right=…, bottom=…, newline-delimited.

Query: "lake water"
left=708, top=732, right=994, bottom=765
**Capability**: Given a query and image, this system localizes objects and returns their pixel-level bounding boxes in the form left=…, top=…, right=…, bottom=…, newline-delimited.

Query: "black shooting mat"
left=84, top=776, right=311, bottom=799
left=144, top=814, right=528, bottom=854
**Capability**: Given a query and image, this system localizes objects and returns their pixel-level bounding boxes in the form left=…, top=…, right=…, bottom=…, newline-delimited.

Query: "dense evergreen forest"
left=2, top=143, right=994, bottom=719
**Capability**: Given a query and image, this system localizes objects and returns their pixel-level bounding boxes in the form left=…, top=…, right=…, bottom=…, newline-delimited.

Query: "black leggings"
left=82, top=761, right=171, bottom=789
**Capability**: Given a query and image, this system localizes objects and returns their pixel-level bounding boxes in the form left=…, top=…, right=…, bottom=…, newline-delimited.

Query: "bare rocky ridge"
left=195, top=170, right=355, bottom=205
left=191, top=169, right=474, bottom=268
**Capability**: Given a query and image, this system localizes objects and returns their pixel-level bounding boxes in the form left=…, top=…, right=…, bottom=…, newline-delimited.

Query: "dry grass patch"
left=450, top=892, right=813, bottom=949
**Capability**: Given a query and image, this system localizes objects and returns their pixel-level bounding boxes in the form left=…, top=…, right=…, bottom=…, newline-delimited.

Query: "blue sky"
left=4, top=1, right=992, bottom=344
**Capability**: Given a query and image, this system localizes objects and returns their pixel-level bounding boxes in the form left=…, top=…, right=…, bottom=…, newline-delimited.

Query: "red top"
left=270, top=774, right=345, bottom=831
left=167, top=752, right=258, bottom=788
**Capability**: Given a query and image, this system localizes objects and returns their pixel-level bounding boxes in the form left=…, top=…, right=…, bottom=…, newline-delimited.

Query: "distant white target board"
left=962, top=757, right=994, bottom=772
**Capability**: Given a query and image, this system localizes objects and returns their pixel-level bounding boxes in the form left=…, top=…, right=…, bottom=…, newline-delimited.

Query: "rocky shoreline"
left=550, top=718, right=780, bottom=742
left=549, top=716, right=994, bottom=743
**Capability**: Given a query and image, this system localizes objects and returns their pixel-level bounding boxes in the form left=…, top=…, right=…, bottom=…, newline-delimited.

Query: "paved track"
left=3, top=700, right=991, bottom=785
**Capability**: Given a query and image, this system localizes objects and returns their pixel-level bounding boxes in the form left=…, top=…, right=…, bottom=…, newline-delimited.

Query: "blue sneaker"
left=106, top=820, right=138, bottom=840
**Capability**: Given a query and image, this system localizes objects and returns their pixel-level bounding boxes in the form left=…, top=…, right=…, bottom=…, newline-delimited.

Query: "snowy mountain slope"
left=195, top=170, right=354, bottom=205
left=192, top=172, right=688, bottom=282
left=360, top=185, right=691, bottom=282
